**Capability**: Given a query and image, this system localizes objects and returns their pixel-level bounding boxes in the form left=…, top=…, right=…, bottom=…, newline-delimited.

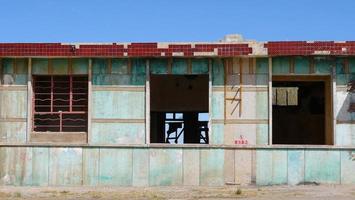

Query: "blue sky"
left=1, top=0, right=354, bottom=42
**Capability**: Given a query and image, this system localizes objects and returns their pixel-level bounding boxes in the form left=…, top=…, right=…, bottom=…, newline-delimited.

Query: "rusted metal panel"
left=83, top=148, right=99, bottom=186
left=304, top=150, right=341, bottom=184
left=0, top=122, right=26, bottom=143
left=99, top=148, right=133, bottom=186
left=49, top=148, right=83, bottom=186
left=287, top=150, right=305, bottom=185
left=0, top=90, right=27, bottom=118
left=235, top=149, right=253, bottom=185
left=91, top=123, right=145, bottom=144
left=183, top=149, right=200, bottom=186
left=149, top=148, right=183, bottom=186
left=341, top=150, right=355, bottom=184
left=132, top=148, right=149, bottom=186
left=92, top=91, right=145, bottom=119
left=52, top=59, right=68, bottom=74
left=200, top=149, right=224, bottom=186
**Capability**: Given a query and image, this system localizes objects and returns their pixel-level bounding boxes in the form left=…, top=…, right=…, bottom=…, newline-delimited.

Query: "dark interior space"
left=272, top=81, right=326, bottom=145
left=150, top=75, right=209, bottom=144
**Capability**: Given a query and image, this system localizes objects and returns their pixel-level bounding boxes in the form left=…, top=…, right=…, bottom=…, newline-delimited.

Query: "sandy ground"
left=0, top=184, right=354, bottom=200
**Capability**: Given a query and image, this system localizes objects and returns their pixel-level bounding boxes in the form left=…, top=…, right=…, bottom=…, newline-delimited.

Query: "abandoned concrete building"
left=0, top=35, right=354, bottom=186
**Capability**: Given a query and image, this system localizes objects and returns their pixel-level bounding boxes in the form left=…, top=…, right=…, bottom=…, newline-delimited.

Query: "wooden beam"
left=26, top=58, right=32, bottom=142
left=87, top=58, right=92, bottom=144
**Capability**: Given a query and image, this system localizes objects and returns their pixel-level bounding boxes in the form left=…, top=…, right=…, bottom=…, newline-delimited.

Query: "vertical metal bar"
left=224, top=59, right=227, bottom=124
left=332, top=66, right=337, bottom=145
left=268, top=57, right=273, bottom=145
left=239, top=58, right=243, bottom=117
left=59, top=112, right=62, bottom=132
left=51, top=76, right=53, bottom=113
left=87, top=58, right=92, bottom=143
left=27, top=58, right=32, bottom=138
left=69, top=75, right=73, bottom=112
left=145, top=59, right=150, bottom=144
left=208, top=58, right=212, bottom=144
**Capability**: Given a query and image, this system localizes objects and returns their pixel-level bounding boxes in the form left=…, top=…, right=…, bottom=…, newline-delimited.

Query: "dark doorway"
left=150, top=74, right=209, bottom=144
left=272, top=79, right=329, bottom=145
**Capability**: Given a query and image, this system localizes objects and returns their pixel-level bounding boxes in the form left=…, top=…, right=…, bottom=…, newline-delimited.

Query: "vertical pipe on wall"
left=87, top=58, right=92, bottom=143
left=145, top=59, right=150, bottom=144
left=26, top=58, right=32, bottom=142
left=268, top=57, right=273, bottom=145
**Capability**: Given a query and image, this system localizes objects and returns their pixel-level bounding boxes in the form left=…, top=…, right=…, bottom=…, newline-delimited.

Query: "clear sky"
left=1, top=0, right=354, bottom=42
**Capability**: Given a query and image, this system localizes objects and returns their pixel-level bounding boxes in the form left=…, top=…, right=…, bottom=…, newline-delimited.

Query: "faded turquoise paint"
left=149, top=148, right=183, bottom=186
left=272, top=150, right=288, bottom=185
left=183, top=149, right=200, bottom=186
left=341, top=150, right=355, bottom=184
left=211, top=92, right=224, bottom=120
left=191, top=58, right=209, bottom=74
left=287, top=150, right=305, bottom=185
left=256, top=58, right=268, bottom=85
left=131, top=58, right=146, bottom=85
left=336, top=58, right=346, bottom=74
left=2, top=58, right=14, bottom=73
left=132, top=148, right=149, bottom=186
left=2, top=58, right=27, bottom=85
left=49, top=148, right=83, bottom=186
left=348, top=57, right=355, bottom=73
left=91, top=123, right=145, bottom=144
left=314, top=57, right=332, bottom=74
left=0, top=90, right=27, bottom=118
left=256, top=150, right=273, bottom=185
left=256, top=91, right=268, bottom=119
left=336, top=74, right=351, bottom=85
left=305, top=150, right=341, bottom=184
left=212, top=58, right=224, bottom=85
left=210, top=124, right=224, bottom=145
left=294, top=56, right=310, bottom=74
left=92, top=91, right=145, bottom=119
left=99, top=148, right=133, bottom=186
left=92, top=74, right=111, bottom=85
left=335, top=125, right=355, bottom=146
left=0, top=122, right=26, bottom=143
left=172, top=58, right=187, bottom=74
left=72, top=58, right=88, bottom=74
left=92, top=58, right=108, bottom=74
left=52, top=59, right=68, bottom=74
left=256, top=124, right=268, bottom=145
left=200, top=149, right=224, bottom=186
left=32, top=58, right=48, bottom=74
left=272, top=57, right=290, bottom=74
left=31, top=147, right=49, bottom=186
left=150, top=58, right=168, bottom=74
left=111, top=58, right=128, bottom=74
left=83, top=148, right=99, bottom=186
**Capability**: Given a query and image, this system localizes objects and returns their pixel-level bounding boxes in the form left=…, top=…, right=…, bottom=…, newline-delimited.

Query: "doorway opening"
left=150, top=74, right=209, bottom=144
left=272, top=76, right=332, bottom=145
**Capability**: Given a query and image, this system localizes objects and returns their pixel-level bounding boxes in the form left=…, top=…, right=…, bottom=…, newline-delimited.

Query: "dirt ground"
left=0, top=184, right=354, bottom=200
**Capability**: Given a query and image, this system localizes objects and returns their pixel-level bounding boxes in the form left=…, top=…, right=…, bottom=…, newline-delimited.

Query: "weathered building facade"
left=0, top=37, right=354, bottom=186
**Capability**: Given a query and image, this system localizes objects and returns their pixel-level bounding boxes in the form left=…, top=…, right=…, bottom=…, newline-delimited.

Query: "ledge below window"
left=30, top=132, right=87, bottom=144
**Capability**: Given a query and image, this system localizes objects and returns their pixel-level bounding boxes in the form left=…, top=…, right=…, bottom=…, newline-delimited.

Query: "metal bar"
left=145, top=59, right=150, bottom=144
left=268, top=57, right=273, bottom=145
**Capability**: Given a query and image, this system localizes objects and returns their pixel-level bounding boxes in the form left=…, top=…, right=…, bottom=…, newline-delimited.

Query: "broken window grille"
left=33, top=75, right=88, bottom=132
